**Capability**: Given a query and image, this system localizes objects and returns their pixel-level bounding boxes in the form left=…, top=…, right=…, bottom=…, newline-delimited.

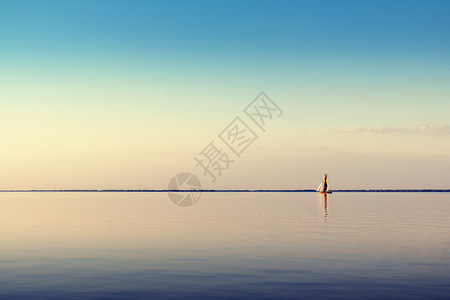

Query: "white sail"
left=317, top=182, right=323, bottom=192
left=317, top=174, right=329, bottom=193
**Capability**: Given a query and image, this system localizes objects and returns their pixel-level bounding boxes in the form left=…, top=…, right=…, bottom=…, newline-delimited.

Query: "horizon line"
left=1, top=189, right=450, bottom=193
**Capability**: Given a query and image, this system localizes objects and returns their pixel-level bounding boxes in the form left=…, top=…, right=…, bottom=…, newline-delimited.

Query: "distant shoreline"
left=1, top=189, right=450, bottom=193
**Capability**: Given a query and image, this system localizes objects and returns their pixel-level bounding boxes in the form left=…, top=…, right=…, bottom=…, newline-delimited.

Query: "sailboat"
left=317, top=174, right=332, bottom=194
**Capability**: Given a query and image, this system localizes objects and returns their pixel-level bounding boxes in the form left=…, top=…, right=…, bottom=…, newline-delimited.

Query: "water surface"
left=1, top=192, right=449, bottom=299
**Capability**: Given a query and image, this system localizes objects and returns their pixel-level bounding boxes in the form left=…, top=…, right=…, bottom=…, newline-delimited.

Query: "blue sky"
left=3, top=1, right=449, bottom=61
left=1, top=0, right=450, bottom=189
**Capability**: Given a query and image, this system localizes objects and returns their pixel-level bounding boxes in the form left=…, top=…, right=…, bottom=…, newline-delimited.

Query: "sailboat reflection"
left=319, top=193, right=329, bottom=218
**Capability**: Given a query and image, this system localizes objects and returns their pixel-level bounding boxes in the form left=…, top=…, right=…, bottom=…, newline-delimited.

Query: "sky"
left=1, top=0, right=449, bottom=190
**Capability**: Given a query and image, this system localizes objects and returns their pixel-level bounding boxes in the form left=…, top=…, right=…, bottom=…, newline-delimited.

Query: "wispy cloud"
left=326, top=123, right=450, bottom=136
left=325, top=127, right=367, bottom=134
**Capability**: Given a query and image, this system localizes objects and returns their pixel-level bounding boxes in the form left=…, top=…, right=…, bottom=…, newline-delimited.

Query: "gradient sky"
left=1, top=0, right=449, bottom=189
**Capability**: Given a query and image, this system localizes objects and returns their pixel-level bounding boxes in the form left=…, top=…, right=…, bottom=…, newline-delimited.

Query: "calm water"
left=1, top=192, right=449, bottom=299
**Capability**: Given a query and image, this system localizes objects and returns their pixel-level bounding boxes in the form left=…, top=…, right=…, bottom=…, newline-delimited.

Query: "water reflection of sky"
left=1, top=192, right=449, bottom=299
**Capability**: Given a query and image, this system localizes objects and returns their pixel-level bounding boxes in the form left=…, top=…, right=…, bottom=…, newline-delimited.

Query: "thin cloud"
left=326, top=123, right=450, bottom=136
left=325, top=127, right=367, bottom=134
